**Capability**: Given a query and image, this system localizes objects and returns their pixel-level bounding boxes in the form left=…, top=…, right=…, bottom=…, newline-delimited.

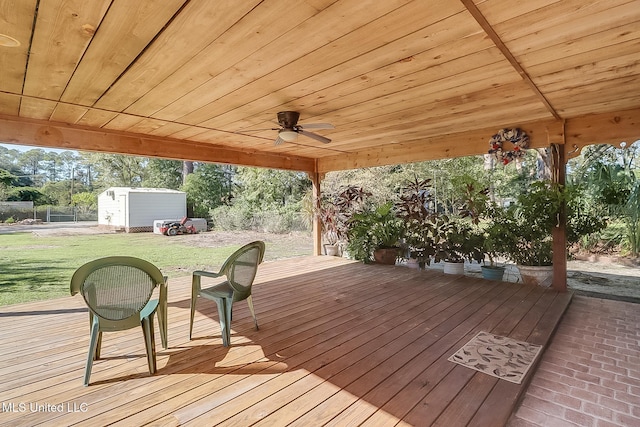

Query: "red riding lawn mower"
left=160, top=217, right=197, bottom=236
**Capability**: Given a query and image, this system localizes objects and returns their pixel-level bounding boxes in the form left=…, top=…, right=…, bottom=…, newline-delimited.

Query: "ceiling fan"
left=267, top=111, right=334, bottom=145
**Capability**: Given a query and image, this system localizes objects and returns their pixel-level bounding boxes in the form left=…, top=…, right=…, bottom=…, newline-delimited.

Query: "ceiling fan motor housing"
left=277, top=111, right=300, bottom=129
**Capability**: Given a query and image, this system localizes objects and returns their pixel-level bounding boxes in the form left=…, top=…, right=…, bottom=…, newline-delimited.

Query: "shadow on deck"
left=0, top=256, right=572, bottom=426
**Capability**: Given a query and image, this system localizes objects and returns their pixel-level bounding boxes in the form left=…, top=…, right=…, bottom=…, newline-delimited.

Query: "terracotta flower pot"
left=373, top=247, right=399, bottom=265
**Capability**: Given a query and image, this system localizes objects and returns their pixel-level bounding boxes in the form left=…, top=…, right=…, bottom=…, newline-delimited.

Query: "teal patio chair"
left=70, top=256, right=168, bottom=386
left=190, top=241, right=265, bottom=347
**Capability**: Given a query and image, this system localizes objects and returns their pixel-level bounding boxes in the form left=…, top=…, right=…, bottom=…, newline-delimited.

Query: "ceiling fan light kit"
left=269, top=111, right=334, bottom=145
left=279, top=130, right=299, bottom=142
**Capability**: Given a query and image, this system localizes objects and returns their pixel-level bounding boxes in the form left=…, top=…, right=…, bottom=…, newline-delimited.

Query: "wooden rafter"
left=459, top=0, right=561, bottom=120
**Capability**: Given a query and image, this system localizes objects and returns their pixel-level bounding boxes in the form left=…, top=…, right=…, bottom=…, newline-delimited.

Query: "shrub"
left=255, top=210, right=304, bottom=234
left=210, top=204, right=309, bottom=234
left=209, top=205, right=252, bottom=230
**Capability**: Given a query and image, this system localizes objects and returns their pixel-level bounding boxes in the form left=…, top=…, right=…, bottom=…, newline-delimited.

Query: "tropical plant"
left=623, top=181, right=640, bottom=256
left=318, top=201, right=341, bottom=245
left=432, top=218, right=484, bottom=264
left=395, top=176, right=437, bottom=264
left=482, top=204, right=513, bottom=267
left=346, top=201, right=404, bottom=263
left=497, top=181, right=562, bottom=266
left=319, top=185, right=370, bottom=246
left=569, top=143, right=638, bottom=256
left=495, top=181, right=606, bottom=266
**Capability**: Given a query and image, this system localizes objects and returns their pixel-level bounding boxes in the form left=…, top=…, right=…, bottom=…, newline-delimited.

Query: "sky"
left=0, top=142, right=70, bottom=154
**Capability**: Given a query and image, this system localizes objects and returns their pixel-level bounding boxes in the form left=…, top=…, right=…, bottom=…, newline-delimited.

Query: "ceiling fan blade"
left=274, top=135, right=285, bottom=146
left=299, top=129, right=331, bottom=144
left=299, top=123, right=334, bottom=130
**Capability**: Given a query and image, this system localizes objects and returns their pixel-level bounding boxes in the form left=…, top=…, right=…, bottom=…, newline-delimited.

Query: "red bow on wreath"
left=487, top=128, right=529, bottom=165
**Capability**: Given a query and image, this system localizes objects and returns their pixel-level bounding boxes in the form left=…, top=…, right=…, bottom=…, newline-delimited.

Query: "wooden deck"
left=0, top=256, right=572, bottom=426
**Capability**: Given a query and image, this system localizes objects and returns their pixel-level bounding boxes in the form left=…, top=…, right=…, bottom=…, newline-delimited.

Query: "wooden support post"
left=551, top=143, right=568, bottom=292
left=308, top=171, right=324, bottom=256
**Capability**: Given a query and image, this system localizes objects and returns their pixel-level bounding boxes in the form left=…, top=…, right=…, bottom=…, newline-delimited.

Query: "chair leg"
left=95, top=331, right=103, bottom=360
left=247, top=295, right=259, bottom=330
left=89, top=312, right=102, bottom=360
left=214, top=297, right=230, bottom=347
left=189, top=276, right=199, bottom=340
left=84, top=320, right=100, bottom=386
left=224, top=298, right=233, bottom=346
left=141, top=315, right=157, bottom=375
left=158, top=297, right=168, bottom=349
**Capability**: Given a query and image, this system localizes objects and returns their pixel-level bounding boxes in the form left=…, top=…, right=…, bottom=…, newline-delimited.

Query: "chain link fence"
left=0, top=204, right=97, bottom=223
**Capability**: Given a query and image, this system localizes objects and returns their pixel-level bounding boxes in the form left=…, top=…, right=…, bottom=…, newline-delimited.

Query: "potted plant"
left=395, top=176, right=437, bottom=269
left=396, top=175, right=487, bottom=273
left=433, top=218, right=484, bottom=274
left=483, top=181, right=607, bottom=285
left=432, top=178, right=487, bottom=275
left=479, top=204, right=511, bottom=280
left=318, top=201, right=342, bottom=256
left=498, top=181, right=562, bottom=285
left=318, top=185, right=370, bottom=256
left=505, top=182, right=556, bottom=284
left=346, top=201, right=404, bottom=264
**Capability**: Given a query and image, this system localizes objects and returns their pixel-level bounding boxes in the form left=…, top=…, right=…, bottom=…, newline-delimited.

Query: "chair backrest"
left=220, top=241, right=265, bottom=294
left=71, top=256, right=164, bottom=322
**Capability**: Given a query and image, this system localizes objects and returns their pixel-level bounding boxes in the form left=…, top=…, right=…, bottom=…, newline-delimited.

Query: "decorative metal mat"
left=448, top=331, right=542, bottom=384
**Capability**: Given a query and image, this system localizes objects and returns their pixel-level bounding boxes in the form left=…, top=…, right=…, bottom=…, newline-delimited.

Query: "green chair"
left=190, top=241, right=265, bottom=347
left=70, top=256, right=168, bottom=386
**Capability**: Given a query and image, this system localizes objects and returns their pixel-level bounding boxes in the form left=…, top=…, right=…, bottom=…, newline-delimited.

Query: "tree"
left=569, top=143, right=640, bottom=256
left=43, top=152, right=63, bottom=182
left=83, top=153, right=146, bottom=188
left=182, top=161, right=194, bottom=185
left=40, top=180, right=90, bottom=206
left=0, top=169, right=17, bottom=187
left=18, top=149, right=46, bottom=186
left=181, top=163, right=233, bottom=217
left=234, top=167, right=309, bottom=210
left=71, top=191, right=98, bottom=217
left=143, top=158, right=183, bottom=189
left=0, top=145, right=21, bottom=170
left=0, top=169, right=16, bottom=200
left=6, top=187, right=50, bottom=204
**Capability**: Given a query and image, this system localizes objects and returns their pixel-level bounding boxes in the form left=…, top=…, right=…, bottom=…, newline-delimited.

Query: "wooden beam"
left=459, top=0, right=560, bottom=120
left=0, top=114, right=316, bottom=172
left=307, top=170, right=324, bottom=256
left=551, top=143, right=567, bottom=292
left=3, top=108, right=638, bottom=174
left=564, top=107, right=640, bottom=158
left=317, top=108, right=640, bottom=172
left=318, top=119, right=564, bottom=172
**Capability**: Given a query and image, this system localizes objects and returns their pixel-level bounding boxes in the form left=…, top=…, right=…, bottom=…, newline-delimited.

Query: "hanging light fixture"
left=279, top=130, right=298, bottom=142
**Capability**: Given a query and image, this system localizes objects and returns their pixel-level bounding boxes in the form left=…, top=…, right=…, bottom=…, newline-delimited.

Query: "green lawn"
left=0, top=232, right=310, bottom=306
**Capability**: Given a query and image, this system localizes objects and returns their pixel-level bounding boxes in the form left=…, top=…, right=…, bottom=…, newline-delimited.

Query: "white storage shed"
left=98, top=187, right=187, bottom=233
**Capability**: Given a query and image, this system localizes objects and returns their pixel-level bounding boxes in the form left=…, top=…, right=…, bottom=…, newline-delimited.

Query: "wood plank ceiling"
left=1, top=0, right=639, bottom=172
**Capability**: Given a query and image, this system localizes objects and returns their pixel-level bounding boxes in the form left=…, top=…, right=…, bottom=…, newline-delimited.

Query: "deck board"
left=0, top=256, right=572, bottom=426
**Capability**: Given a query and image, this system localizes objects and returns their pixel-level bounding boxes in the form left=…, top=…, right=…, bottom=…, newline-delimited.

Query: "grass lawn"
left=0, top=231, right=311, bottom=306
